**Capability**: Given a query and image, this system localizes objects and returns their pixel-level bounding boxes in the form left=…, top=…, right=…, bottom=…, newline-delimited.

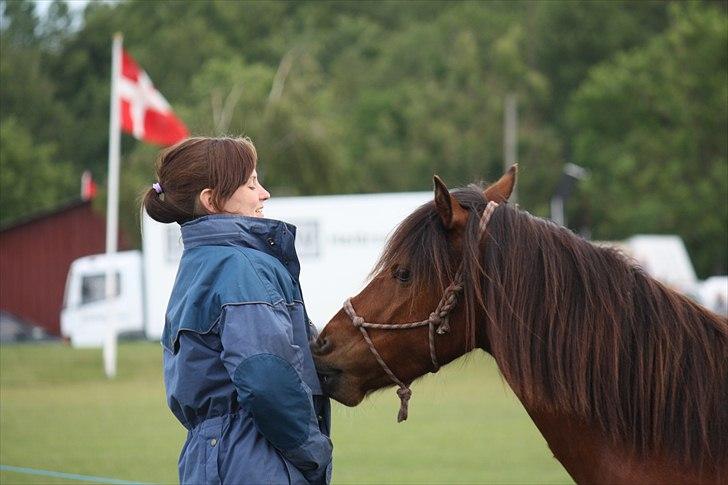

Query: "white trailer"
left=61, top=250, right=145, bottom=347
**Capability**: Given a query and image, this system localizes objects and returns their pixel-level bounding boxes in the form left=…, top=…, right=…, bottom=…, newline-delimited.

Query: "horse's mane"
left=375, top=186, right=728, bottom=470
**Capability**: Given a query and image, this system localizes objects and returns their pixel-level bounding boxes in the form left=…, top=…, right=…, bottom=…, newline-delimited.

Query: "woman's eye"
left=393, top=267, right=412, bottom=283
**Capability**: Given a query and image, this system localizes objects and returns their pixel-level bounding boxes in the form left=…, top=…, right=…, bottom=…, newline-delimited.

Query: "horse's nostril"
left=312, top=337, right=332, bottom=355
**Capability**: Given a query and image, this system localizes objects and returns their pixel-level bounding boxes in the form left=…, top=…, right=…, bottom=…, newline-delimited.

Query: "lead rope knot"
left=352, top=316, right=365, bottom=328
left=396, top=386, right=412, bottom=422
left=435, top=314, right=450, bottom=334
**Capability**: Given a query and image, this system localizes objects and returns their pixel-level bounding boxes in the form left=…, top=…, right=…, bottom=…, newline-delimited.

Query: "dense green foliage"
left=1, top=0, right=725, bottom=276
left=0, top=343, right=571, bottom=483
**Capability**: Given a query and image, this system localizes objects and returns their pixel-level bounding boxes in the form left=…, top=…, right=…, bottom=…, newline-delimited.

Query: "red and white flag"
left=119, top=50, right=188, bottom=146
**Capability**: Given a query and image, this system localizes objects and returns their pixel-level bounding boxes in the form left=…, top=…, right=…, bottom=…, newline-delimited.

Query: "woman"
left=143, top=137, right=332, bottom=485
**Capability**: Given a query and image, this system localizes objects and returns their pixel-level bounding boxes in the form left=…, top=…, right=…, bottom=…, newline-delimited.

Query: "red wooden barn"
left=0, top=199, right=129, bottom=335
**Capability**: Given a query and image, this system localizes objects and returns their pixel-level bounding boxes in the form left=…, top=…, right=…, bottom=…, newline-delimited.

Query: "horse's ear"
left=484, top=164, right=518, bottom=203
left=433, top=175, right=468, bottom=230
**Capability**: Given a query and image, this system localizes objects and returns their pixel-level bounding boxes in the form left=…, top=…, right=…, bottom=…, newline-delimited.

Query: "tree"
left=568, top=3, right=728, bottom=276
left=533, top=0, right=672, bottom=132
left=0, top=117, right=75, bottom=223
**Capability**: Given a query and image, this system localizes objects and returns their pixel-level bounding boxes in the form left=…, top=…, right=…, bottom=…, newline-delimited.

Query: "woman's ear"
left=198, top=188, right=216, bottom=214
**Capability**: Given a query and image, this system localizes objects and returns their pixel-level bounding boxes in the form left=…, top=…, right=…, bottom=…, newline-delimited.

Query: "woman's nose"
left=260, top=186, right=270, bottom=201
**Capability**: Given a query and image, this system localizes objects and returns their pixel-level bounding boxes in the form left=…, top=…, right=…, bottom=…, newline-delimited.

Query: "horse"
left=311, top=166, right=728, bottom=484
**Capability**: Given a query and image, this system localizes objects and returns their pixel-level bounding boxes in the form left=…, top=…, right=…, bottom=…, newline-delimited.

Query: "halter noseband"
left=342, top=200, right=499, bottom=422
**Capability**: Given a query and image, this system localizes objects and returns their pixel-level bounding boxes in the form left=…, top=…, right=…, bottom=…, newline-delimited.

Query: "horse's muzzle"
left=314, top=362, right=342, bottom=395
left=310, top=336, right=332, bottom=356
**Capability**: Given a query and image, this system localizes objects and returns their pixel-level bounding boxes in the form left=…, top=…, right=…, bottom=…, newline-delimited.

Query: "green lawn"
left=0, top=342, right=572, bottom=484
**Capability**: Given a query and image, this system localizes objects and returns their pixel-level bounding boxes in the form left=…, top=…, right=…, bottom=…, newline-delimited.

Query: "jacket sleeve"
left=219, top=302, right=333, bottom=484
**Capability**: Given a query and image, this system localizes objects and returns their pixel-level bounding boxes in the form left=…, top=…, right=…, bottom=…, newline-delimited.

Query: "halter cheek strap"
left=343, top=277, right=462, bottom=422
left=343, top=200, right=499, bottom=422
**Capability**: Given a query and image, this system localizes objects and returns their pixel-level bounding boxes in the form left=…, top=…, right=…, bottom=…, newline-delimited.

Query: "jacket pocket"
left=195, top=417, right=224, bottom=485
left=204, top=434, right=221, bottom=485
left=179, top=432, right=216, bottom=485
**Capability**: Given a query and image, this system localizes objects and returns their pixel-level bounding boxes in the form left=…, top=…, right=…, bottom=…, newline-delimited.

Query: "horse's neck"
left=521, top=405, right=716, bottom=484
left=522, top=407, right=606, bottom=483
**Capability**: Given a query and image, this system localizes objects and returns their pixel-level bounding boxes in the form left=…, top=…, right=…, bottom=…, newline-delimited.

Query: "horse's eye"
left=393, top=267, right=412, bottom=283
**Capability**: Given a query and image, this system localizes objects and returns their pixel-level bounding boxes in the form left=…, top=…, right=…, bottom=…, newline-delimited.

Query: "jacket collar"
left=181, top=215, right=300, bottom=280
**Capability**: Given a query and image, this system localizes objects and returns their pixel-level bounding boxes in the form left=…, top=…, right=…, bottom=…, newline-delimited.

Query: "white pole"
left=103, top=33, right=123, bottom=379
left=551, top=196, right=564, bottom=226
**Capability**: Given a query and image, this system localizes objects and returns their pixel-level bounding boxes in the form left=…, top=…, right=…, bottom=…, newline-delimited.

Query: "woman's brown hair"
left=142, top=137, right=257, bottom=224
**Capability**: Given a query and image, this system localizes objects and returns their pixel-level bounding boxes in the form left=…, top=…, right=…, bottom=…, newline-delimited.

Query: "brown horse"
left=312, top=167, right=728, bottom=484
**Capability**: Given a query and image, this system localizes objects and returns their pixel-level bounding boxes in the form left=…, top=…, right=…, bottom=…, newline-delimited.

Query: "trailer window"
left=81, top=273, right=121, bottom=305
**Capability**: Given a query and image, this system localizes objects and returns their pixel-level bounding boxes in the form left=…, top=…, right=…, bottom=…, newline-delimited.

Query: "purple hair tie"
left=152, top=182, right=163, bottom=194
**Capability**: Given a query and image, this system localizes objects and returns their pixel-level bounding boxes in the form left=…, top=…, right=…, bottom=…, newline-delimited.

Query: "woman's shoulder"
left=231, top=247, right=299, bottom=304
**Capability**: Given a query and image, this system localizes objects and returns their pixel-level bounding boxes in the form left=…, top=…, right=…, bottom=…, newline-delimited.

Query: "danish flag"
left=119, top=50, right=188, bottom=146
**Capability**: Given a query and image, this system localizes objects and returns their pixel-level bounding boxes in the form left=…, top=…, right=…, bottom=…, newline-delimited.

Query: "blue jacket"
left=162, top=215, right=332, bottom=485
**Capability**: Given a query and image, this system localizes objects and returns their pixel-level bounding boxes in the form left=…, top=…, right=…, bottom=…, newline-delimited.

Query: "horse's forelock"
left=373, top=186, right=491, bottom=349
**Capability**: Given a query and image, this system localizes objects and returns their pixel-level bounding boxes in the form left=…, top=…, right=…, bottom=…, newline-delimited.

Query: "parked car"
left=0, top=311, right=58, bottom=343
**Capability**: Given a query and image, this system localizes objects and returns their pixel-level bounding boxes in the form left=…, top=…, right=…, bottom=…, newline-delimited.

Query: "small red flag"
left=118, top=50, right=188, bottom=146
left=81, top=170, right=97, bottom=200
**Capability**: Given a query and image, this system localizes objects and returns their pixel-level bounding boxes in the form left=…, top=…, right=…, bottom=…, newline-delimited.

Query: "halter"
left=343, top=200, right=499, bottom=422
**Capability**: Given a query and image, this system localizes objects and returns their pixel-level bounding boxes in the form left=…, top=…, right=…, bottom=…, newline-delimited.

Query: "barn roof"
left=0, top=199, right=91, bottom=232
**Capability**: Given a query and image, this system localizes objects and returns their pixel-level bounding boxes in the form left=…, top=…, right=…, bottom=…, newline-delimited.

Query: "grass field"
left=0, top=342, right=572, bottom=484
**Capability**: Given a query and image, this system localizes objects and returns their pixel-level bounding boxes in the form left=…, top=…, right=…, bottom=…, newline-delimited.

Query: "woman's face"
left=222, top=169, right=271, bottom=217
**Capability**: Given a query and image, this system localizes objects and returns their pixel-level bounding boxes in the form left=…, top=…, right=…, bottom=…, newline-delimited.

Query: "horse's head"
left=313, top=167, right=517, bottom=409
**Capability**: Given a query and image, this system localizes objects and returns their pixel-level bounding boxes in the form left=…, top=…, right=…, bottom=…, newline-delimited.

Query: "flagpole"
left=103, top=32, right=123, bottom=379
